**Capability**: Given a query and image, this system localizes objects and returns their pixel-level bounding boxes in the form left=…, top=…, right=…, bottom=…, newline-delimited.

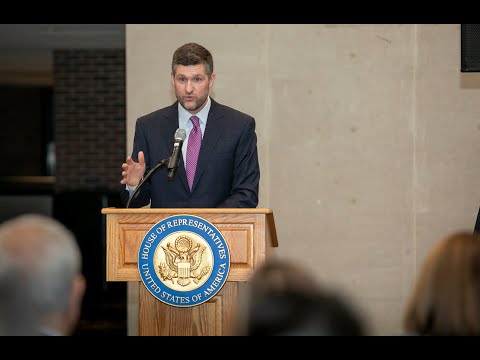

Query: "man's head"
left=241, top=260, right=366, bottom=336
left=0, top=214, right=86, bottom=335
left=171, top=42, right=216, bottom=114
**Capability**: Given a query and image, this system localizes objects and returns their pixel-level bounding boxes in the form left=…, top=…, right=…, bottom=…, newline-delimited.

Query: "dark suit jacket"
left=120, top=98, right=260, bottom=208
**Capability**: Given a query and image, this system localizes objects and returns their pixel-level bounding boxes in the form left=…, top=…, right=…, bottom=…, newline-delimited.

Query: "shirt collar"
left=178, top=96, right=211, bottom=129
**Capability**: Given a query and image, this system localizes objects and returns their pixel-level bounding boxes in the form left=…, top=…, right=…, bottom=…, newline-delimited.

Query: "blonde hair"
left=403, top=232, right=480, bottom=335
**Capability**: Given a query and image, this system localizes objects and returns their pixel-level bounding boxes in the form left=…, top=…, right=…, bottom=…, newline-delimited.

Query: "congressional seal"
left=138, top=214, right=230, bottom=307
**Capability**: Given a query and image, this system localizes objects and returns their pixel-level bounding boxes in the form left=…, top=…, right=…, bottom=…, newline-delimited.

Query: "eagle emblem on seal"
left=158, top=235, right=211, bottom=286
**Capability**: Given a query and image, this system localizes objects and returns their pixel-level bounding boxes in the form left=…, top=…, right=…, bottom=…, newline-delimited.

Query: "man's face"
left=172, top=64, right=215, bottom=114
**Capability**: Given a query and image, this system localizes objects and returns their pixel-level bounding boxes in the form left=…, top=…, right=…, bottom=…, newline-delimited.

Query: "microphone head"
left=175, top=128, right=187, bottom=141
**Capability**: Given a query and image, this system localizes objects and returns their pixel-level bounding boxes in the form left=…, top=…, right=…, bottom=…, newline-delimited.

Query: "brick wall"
left=54, top=49, right=125, bottom=192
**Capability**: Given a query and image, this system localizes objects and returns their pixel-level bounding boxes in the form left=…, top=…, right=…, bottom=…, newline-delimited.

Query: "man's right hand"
left=120, top=151, right=146, bottom=187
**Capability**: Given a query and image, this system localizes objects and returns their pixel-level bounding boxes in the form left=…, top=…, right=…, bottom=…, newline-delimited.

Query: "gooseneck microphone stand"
left=126, top=158, right=170, bottom=209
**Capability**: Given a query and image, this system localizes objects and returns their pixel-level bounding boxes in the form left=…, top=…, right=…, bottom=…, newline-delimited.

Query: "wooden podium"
left=101, top=208, right=278, bottom=336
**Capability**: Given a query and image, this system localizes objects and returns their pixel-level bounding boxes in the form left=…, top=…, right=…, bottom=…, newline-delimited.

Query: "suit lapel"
left=163, top=104, right=179, bottom=145
left=163, top=103, right=189, bottom=192
left=191, top=100, right=225, bottom=193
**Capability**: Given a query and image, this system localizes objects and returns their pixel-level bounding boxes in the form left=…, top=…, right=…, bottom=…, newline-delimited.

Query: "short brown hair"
left=171, top=42, right=213, bottom=77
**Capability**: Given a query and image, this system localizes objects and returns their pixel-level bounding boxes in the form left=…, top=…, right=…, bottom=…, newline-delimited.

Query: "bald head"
left=0, top=214, right=81, bottom=271
left=0, top=214, right=84, bottom=335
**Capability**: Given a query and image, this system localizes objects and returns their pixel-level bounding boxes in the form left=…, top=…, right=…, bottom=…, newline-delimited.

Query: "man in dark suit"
left=121, top=42, right=260, bottom=208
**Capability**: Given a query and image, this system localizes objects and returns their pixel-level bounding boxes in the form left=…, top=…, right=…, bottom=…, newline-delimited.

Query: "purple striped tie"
left=186, top=115, right=202, bottom=191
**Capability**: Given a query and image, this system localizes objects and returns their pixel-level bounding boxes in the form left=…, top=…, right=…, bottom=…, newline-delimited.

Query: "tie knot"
left=190, top=115, right=200, bottom=128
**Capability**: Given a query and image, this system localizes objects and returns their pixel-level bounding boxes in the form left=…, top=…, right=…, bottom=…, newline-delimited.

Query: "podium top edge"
left=101, top=207, right=273, bottom=215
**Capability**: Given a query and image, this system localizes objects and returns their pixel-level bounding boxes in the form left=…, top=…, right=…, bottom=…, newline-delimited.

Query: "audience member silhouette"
left=239, top=259, right=366, bottom=336
left=0, top=261, right=37, bottom=335
left=0, top=214, right=86, bottom=336
left=403, top=231, right=480, bottom=336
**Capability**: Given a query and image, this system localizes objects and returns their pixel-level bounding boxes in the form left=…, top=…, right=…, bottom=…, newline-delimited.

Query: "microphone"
left=167, top=128, right=187, bottom=181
